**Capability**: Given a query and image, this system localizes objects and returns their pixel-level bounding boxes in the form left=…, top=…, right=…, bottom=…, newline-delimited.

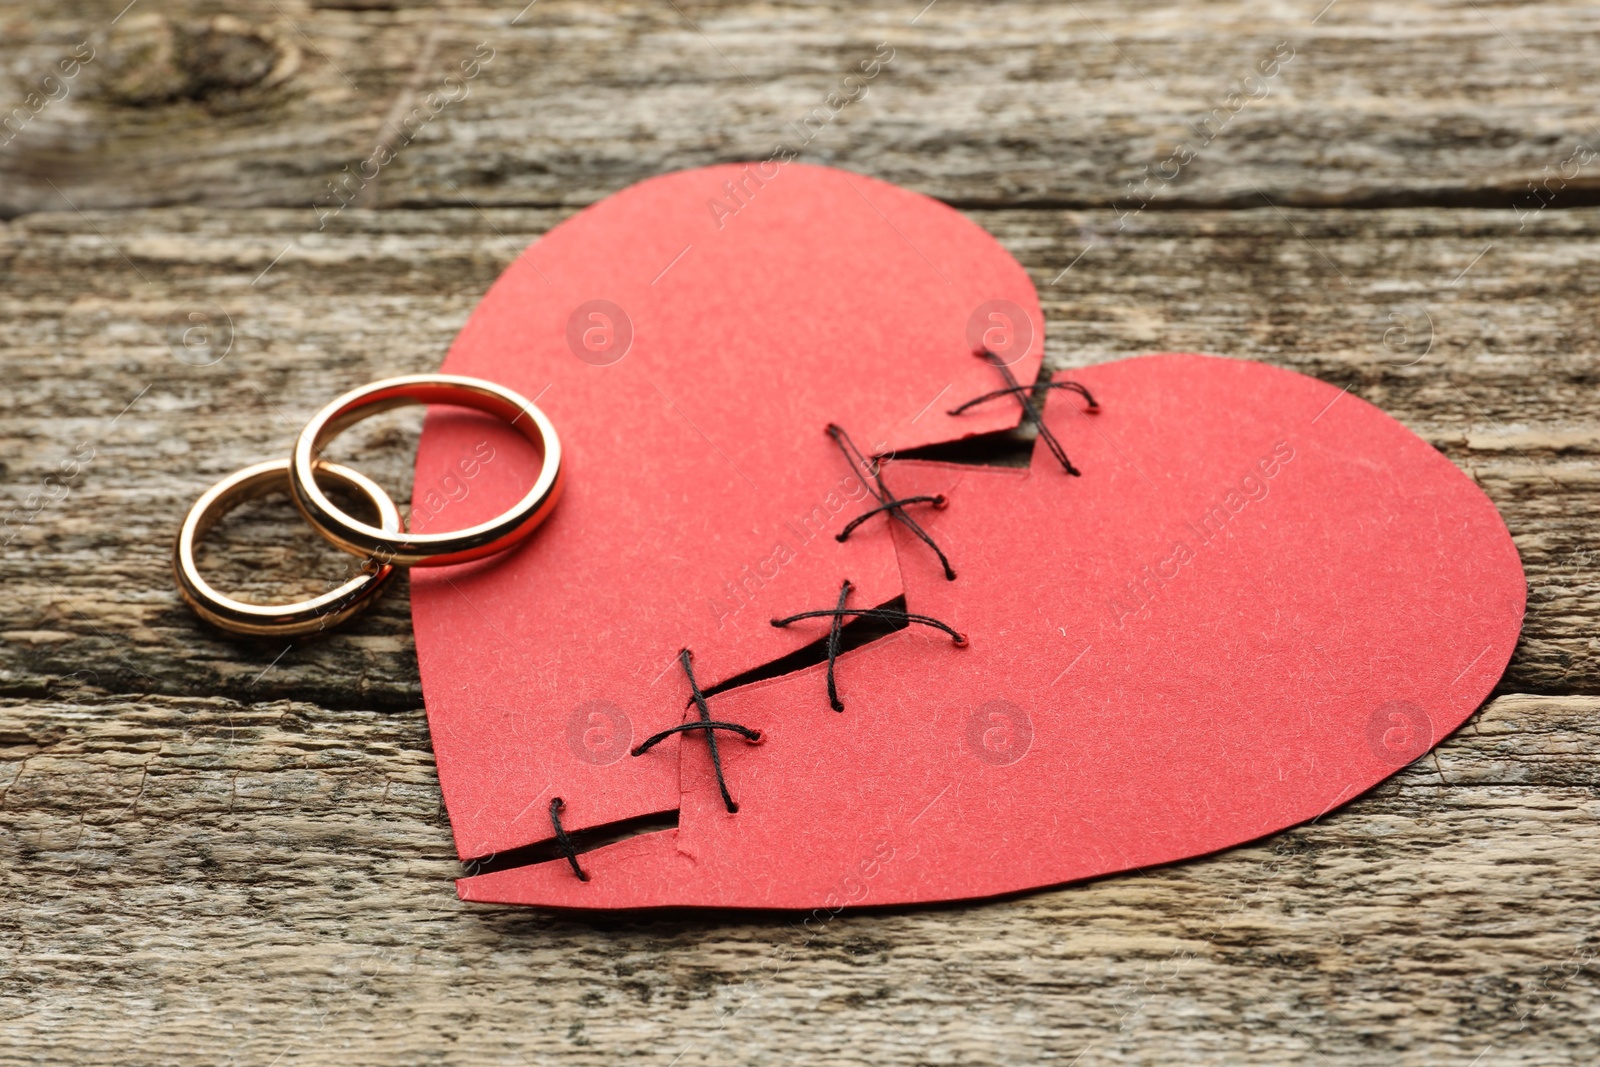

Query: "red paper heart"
left=411, top=166, right=1525, bottom=911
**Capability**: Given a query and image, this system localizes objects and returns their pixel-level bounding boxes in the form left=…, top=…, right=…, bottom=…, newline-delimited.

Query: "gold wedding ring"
left=290, top=375, right=564, bottom=568
left=174, top=459, right=401, bottom=636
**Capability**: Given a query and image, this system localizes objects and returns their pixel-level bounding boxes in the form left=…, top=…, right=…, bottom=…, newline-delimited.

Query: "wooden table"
left=3, top=1, right=1597, bottom=1062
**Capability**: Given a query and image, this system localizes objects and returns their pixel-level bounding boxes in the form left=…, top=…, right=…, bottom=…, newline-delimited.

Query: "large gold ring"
left=290, top=374, right=563, bottom=568
left=174, top=459, right=401, bottom=636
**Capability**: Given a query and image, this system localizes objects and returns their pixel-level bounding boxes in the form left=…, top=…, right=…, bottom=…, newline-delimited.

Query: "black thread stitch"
left=772, top=578, right=967, bottom=712
left=631, top=649, right=761, bottom=813
left=948, top=349, right=1099, bottom=475
left=549, top=797, right=589, bottom=882
left=827, top=423, right=956, bottom=581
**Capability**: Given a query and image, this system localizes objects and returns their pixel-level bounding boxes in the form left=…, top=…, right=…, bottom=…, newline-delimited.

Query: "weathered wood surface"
left=1, top=692, right=1597, bottom=1064
left=3, top=207, right=1597, bottom=705
left=4, top=0, right=1600, bottom=1062
left=5, top=1, right=1600, bottom=215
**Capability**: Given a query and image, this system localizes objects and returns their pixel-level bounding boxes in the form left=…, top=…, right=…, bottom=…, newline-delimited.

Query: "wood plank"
left=4, top=0, right=1600, bottom=214
left=1, top=692, right=1595, bottom=1063
left=2, top=206, right=1595, bottom=705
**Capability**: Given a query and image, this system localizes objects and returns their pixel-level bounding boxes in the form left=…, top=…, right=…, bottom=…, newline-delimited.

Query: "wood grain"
left=1, top=692, right=1596, bottom=1064
left=4, top=0, right=1599, bottom=1060
left=2, top=206, right=1596, bottom=707
left=5, top=1, right=1600, bottom=215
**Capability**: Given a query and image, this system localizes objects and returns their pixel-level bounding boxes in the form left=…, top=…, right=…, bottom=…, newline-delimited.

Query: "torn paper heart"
left=453, top=353, right=1524, bottom=910
left=410, top=164, right=1524, bottom=911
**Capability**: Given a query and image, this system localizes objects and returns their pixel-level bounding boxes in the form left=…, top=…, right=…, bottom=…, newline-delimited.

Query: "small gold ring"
left=174, top=459, right=401, bottom=636
left=290, top=374, right=563, bottom=568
